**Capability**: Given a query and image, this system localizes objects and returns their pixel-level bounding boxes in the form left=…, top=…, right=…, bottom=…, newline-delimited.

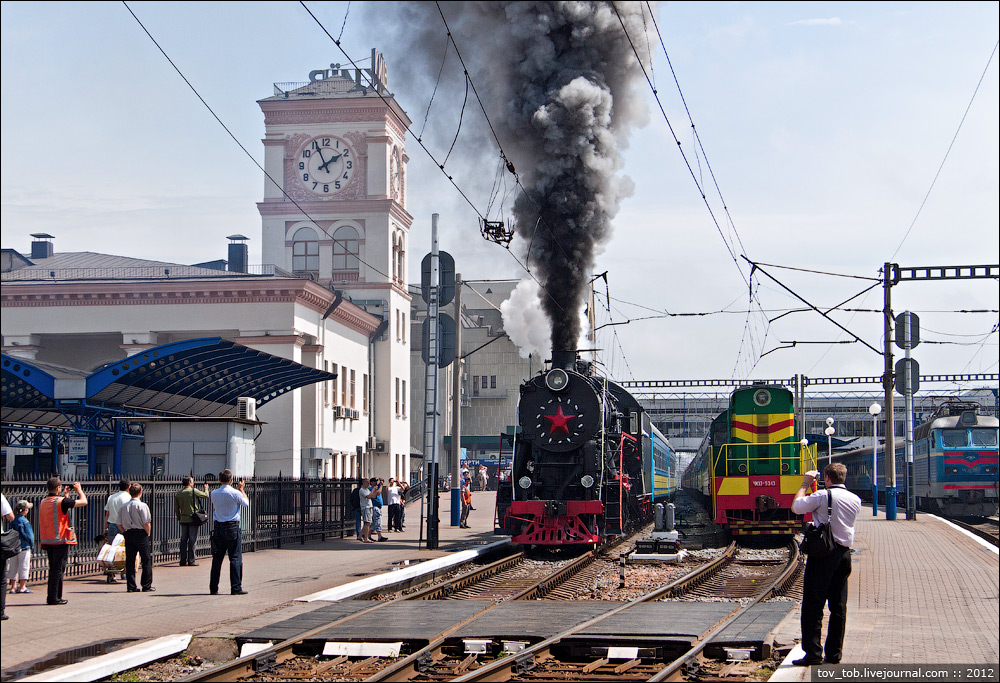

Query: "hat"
left=15, top=500, right=32, bottom=512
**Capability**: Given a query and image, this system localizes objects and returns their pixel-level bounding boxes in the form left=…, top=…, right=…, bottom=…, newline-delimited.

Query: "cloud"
left=786, top=17, right=843, bottom=27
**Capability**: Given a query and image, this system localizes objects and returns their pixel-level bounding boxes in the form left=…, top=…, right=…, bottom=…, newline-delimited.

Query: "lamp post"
left=799, top=438, right=811, bottom=486
left=869, top=402, right=882, bottom=515
left=824, top=417, right=836, bottom=467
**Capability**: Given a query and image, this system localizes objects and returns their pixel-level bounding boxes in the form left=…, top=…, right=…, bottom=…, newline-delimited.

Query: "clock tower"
left=257, top=50, right=412, bottom=482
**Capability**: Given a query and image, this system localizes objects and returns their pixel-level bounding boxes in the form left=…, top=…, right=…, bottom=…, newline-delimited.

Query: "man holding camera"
left=209, top=469, right=250, bottom=595
left=39, top=478, right=87, bottom=605
left=790, top=463, right=862, bottom=666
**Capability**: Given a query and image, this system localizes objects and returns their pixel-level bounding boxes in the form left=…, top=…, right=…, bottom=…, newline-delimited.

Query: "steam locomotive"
left=682, top=383, right=817, bottom=536
left=836, top=401, right=999, bottom=517
left=495, top=352, right=676, bottom=546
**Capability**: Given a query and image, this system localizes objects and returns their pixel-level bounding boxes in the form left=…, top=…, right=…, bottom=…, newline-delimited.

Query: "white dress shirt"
left=791, top=484, right=862, bottom=547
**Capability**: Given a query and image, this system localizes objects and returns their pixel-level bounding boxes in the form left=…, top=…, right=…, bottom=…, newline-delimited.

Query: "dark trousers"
left=460, top=502, right=471, bottom=527
left=43, top=544, right=70, bottom=603
left=801, top=544, right=852, bottom=662
left=124, top=529, right=153, bottom=591
left=1, top=555, right=8, bottom=616
left=179, top=523, right=200, bottom=565
left=388, top=503, right=402, bottom=531
left=210, top=522, right=243, bottom=593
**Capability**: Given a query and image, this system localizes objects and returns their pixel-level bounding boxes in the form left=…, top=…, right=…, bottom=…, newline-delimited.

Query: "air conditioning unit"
left=333, top=405, right=345, bottom=418
left=375, top=441, right=387, bottom=452
left=349, top=409, right=360, bottom=420
left=367, top=436, right=378, bottom=451
left=236, top=397, right=257, bottom=421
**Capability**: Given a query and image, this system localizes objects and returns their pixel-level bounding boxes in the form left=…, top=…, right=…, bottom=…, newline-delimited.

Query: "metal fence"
left=0, top=476, right=355, bottom=584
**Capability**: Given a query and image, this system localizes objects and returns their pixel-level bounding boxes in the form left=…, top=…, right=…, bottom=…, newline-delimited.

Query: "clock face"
left=390, top=147, right=402, bottom=200
left=296, top=135, right=355, bottom=196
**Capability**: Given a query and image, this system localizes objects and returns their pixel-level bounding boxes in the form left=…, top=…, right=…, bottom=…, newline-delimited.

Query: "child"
left=7, top=500, right=35, bottom=594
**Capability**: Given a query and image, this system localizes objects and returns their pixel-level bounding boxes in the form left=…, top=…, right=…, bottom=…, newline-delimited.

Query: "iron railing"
left=0, top=476, right=354, bottom=584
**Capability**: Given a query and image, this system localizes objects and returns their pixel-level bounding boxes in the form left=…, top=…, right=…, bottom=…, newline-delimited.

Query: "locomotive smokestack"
left=551, top=349, right=576, bottom=370
left=374, top=2, right=652, bottom=356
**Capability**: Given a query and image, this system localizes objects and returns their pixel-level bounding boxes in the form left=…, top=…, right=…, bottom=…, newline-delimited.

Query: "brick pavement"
left=771, top=509, right=999, bottom=681
left=844, top=512, right=999, bottom=664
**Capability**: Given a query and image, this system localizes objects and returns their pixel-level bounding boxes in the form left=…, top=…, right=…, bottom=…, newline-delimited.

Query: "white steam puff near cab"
left=501, top=279, right=590, bottom=361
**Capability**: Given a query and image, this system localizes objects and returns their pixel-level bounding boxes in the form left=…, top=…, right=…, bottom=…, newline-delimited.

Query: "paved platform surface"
left=0, top=491, right=499, bottom=677
left=770, top=509, right=999, bottom=681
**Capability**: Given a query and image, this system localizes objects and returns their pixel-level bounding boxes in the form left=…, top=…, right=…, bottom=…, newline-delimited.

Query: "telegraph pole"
left=451, top=274, right=463, bottom=527
left=883, top=263, right=897, bottom=520
left=423, top=216, right=442, bottom=548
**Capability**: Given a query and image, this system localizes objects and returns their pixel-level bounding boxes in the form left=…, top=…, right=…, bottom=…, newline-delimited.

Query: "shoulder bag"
left=800, top=489, right=836, bottom=558
left=189, top=489, right=209, bottom=527
left=1, top=527, right=20, bottom=560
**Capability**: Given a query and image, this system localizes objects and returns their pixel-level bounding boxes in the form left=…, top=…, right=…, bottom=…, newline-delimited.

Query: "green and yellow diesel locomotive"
left=683, top=383, right=818, bottom=536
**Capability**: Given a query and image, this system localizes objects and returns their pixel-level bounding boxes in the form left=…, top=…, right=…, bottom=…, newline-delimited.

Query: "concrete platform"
left=770, top=509, right=1000, bottom=681
left=0, top=491, right=500, bottom=679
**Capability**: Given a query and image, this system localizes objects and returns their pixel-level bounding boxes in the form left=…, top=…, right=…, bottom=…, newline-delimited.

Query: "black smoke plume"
left=376, top=2, right=652, bottom=354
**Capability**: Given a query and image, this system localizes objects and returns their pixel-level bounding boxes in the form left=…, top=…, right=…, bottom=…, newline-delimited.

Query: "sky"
left=2, top=1, right=998, bottom=393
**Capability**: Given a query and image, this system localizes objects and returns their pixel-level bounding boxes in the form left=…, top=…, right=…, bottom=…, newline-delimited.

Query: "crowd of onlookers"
left=351, top=477, right=409, bottom=542
left=1, top=469, right=486, bottom=621
left=1, top=469, right=251, bottom=620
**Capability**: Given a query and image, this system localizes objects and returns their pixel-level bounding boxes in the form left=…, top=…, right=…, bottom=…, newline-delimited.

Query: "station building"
left=1, top=55, right=412, bottom=482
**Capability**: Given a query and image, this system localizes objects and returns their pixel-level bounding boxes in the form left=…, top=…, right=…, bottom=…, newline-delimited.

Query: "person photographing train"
left=790, top=463, right=862, bottom=666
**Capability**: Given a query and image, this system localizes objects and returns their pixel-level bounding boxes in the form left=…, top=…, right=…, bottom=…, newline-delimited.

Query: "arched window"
left=333, top=225, right=360, bottom=276
left=392, top=234, right=399, bottom=284
left=395, top=231, right=406, bottom=283
left=291, top=226, right=319, bottom=274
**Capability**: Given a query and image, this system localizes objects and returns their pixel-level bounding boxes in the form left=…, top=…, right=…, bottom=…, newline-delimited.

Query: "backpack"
left=350, top=487, right=361, bottom=511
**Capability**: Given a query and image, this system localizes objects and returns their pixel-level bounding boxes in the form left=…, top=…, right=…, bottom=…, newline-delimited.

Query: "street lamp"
left=824, top=417, right=836, bottom=467
left=799, top=438, right=811, bottom=482
left=869, top=402, right=882, bottom=515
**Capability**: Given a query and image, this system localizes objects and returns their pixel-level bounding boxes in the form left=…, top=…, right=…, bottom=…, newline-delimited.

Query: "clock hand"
left=314, top=148, right=331, bottom=172
left=317, top=152, right=343, bottom=174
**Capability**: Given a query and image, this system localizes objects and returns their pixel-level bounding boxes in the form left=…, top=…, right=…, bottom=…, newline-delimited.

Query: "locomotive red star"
left=543, top=405, right=576, bottom=435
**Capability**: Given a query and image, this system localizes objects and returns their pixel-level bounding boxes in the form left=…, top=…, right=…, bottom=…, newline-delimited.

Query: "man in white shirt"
left=790, top=463, right=862, bottom=666
left=102, top=479, right=131, bottom=583
left=358, top=479, right=374, bottom=543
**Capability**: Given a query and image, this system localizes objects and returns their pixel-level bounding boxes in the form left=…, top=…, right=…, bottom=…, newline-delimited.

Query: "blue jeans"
left=209, top=522, right=243, bottom=593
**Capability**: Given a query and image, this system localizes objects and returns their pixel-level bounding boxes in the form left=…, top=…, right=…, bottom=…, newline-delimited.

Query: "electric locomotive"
left=838, top=401, right=998, bottom=517
left=682, top=383, right=817, bottom=536
left=495, top=352, right=676, bottom=546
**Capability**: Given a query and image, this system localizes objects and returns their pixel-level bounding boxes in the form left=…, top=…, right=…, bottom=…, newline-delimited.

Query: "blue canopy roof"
left=2, top=338, right=337, bottom=429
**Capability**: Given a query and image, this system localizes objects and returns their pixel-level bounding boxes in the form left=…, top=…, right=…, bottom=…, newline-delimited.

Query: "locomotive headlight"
left=580, top=474, right=595, bottom=488
left=518, top=476, right=532, bottom=490
left=545, top=368, right=569, bottom=392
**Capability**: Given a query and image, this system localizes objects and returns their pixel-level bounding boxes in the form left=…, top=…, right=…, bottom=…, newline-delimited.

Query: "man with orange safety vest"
left=39, top=477, right=88, bottom=605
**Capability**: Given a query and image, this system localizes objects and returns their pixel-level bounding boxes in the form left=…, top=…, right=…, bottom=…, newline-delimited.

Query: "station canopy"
left=1, top=338, right=337, bottom=430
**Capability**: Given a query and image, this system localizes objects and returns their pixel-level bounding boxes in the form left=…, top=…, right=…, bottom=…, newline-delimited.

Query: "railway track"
left=178, top=534, right=802, bottom=682
left=178, top=548, right=598, bottom=682
left=947, top=516, right=1000, bottom=547
left=367, top=542, right=800, bottom=682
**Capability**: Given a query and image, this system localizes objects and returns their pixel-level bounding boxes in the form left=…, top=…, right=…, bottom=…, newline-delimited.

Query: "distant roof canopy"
left=1, top=338, right=337, bottom=430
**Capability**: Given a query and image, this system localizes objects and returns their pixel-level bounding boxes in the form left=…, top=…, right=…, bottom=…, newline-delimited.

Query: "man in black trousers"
left=790, top=463, right=862, bottom=666
left=119, top=483, right=154, bottom=592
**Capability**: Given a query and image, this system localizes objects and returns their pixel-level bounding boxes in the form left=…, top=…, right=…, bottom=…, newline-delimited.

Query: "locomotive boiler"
left=496, top=352, right=675, bottom=546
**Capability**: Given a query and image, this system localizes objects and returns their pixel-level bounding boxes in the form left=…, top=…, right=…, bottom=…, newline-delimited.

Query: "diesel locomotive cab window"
left=942, top=429, right=969, bottom=447
left=972, top=429, right=998, bottom=447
